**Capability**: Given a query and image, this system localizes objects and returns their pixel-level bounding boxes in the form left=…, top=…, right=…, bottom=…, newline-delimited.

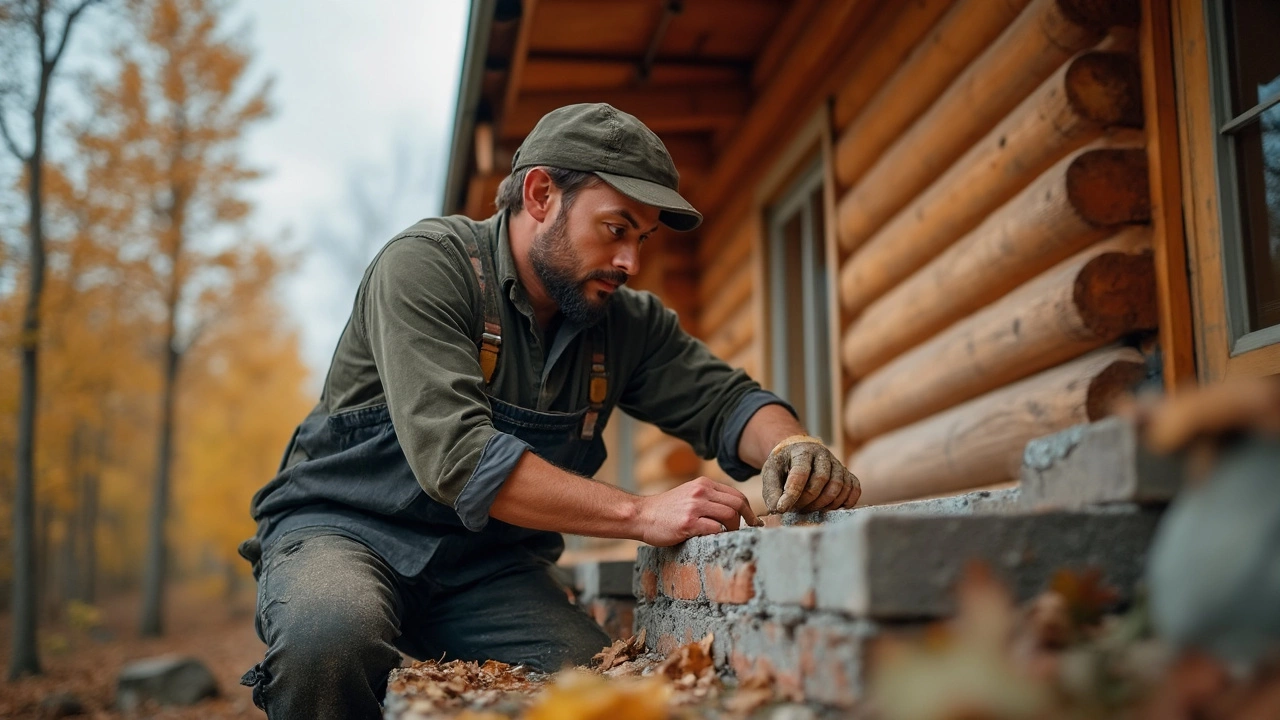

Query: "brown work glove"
left=761, top=435, right=862, bottom=514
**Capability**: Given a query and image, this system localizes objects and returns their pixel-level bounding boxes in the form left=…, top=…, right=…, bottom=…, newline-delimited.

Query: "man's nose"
left=613, top=242, right=639, bottom=276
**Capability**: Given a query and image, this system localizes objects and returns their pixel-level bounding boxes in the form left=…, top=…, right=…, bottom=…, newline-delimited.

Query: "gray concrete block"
left=755, top=527, right=820, bottom=607
left=1021, top=418, right=1183, bottom=508
left=795, top=618, right=881, bottom=708
left=575, top=560, right=635, bottom=601
left=815, top=507, right=1161, bottom=619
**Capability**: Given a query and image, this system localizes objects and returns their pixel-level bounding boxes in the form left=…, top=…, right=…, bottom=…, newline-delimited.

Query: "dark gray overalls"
left=237, top=228, right=612, bottom=719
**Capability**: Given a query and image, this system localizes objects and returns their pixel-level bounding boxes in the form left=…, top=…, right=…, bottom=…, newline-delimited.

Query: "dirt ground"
left=0, top=581, right=266, bottom=719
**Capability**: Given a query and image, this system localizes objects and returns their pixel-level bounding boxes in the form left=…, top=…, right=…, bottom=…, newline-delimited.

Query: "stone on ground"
left=115, top=654, right=218, bottom=710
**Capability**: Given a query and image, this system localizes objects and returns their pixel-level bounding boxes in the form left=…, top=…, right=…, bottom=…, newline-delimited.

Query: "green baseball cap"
left=510, top=103, right=703, bottom=232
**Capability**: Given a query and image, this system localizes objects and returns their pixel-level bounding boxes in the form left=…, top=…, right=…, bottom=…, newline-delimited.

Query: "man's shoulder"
left=382, top=214, right=490, bottom=258
left=609, top=286, right=674, bottom=328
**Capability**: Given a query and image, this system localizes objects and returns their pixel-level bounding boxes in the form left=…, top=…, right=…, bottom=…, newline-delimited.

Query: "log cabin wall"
left=445, top=0, right=1211, bottom=512
left=690, top=0, right=1159, bottom=506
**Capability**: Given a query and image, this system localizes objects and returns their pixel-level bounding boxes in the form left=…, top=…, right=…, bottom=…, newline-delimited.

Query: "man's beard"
left=529, top=207, right=628, bottom=326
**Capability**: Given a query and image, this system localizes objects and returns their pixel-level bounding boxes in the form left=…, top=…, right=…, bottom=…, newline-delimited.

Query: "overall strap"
left=581, top=326, right=607, bottom=441
left=462, top=232, right=503, bottom=386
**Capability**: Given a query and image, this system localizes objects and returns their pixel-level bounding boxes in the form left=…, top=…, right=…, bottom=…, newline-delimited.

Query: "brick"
left=660, top=562, right=703, bottom=601
left=756, top=527, right=819, bottom=607
left=865, top=487, right=1022, bottom=516
left=639, top=569, right=658, bottom=602
left=575, top=560, right=635, bottom=602
left=1021, top=417, right=1183, bottom=508
left=704, top=561, right=756, bottom=604
left=653, top=632, right=681, bottom=654
left=729, top=621, right=803, bottom=701
left=796, top=621, right=878, bottom=708
left=814, top=507, right=1161, bottom=619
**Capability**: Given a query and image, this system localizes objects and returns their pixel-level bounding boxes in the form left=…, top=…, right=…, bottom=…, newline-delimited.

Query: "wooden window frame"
left=751, top=109, right=844, bottom=452
left=1171, top=0, right=1280, bottom=381
left=766, top=159, right=830, bottom=440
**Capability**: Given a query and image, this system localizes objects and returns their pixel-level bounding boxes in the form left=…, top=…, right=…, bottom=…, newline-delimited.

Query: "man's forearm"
left=488, top=451, right=643, bottom=539
left=736, top=403, right=808, bottom=470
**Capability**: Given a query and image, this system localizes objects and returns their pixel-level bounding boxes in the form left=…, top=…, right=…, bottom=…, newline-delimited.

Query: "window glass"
left=768, top=163, right=832, bottom=441
left=1231, top=100, right=1280, bottom=329
left=1223, top=0, right=1280, bottom=333
left=1225, top=0, right=1280, bottom=115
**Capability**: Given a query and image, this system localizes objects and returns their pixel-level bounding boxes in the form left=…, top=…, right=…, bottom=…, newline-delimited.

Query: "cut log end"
left=1074, top=250, right=1158, bottom=339
left=1085, top=356, right=1148, bottom=420
left=1065, top=52, right=1144, bottom=127
left=1066, top=148, right=1151, bottom=225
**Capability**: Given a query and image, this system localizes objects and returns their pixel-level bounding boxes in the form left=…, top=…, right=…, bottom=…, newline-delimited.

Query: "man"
left=238, top=103, right=860, bottom=719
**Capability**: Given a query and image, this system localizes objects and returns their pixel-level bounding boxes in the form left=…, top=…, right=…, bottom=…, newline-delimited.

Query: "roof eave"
left=441, top=0, right=497, bottom=217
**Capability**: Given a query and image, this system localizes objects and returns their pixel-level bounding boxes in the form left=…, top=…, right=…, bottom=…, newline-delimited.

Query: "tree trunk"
left=139, top=340, right=180, bottom=637
left=10, top=121, right=46, bottom=680
left=79, top=436, right=102, bottom=604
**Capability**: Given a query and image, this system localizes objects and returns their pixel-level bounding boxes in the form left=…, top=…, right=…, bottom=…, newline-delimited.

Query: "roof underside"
left=445, top=0, right=800, bottom=221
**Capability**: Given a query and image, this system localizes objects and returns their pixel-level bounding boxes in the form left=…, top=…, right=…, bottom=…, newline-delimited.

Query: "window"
left=767, top=160, right=833, bottom=441
left=1208, top=0, right=1280, bottom=351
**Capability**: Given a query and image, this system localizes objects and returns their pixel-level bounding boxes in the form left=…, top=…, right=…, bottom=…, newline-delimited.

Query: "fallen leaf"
left=523, top=670, right=670, bottom=720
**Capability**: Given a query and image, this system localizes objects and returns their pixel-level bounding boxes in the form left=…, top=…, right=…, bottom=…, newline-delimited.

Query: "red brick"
left=730, top=652, right=803, bottom=702
left=640, top=569, right=658, bottom=601
left=797, top=624, right=865, bottom=708
left=660, top=562, right=703, bottom=601
left=704, top=562, right=756, bottom=604
left=654, top=633, right=681, bottom=654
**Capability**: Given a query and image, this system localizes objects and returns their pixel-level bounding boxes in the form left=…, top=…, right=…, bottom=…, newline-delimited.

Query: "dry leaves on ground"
left=386, top=658, right=546, bottom=718
left=654, top=633, right=721, bottom=704
left=592, top=627, right=647, bottom=671
left=386, top=632, right=781, bottom=720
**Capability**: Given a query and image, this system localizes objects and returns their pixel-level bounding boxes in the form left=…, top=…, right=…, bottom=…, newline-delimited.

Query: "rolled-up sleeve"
left=617, top=292, right=796, bottom=481
left=360, top=234, right=524, bottom=530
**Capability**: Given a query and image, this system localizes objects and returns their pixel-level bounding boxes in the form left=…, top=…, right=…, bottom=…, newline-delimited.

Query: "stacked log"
left=851, top=346, right=1147, bottom=505
left=834, top=0, right=1138, bottom=253
left=833, top=0, right=1032, bottom=188
left=831, top=0, right=957, bottom=128
left=845, top=227, right=1155, bottom=442
left=841, top=142, right=1151, bottom=378
left=837, top=51, right=1144, bottom=316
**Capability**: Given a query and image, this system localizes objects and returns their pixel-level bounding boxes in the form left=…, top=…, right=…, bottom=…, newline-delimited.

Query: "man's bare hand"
left=761, top=435, right=861, bottom=514
left=636, top=476, right=762, bottom=547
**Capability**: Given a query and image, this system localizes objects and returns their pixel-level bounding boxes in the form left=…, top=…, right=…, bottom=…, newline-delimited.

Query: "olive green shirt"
left=311, top=211, right=789, bottom=530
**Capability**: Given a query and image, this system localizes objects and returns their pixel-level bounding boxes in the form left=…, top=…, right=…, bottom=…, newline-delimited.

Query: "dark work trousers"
left=243, top=528, right=609, bottom=720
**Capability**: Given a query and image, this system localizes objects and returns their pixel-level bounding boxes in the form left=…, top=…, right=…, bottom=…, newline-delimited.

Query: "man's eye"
left=608, top=225, right=626, bottom=238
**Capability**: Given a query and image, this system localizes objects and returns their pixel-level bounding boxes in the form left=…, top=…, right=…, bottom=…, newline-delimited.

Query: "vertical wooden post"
left=1140, top=0, right=1197, bottom=390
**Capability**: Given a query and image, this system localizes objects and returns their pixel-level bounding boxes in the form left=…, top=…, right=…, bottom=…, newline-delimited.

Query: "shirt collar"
left=494, top=210, right=520, bottom=292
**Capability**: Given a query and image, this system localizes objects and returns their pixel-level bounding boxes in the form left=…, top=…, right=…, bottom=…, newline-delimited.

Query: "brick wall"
left=632, top=485, right=1160, bottom=709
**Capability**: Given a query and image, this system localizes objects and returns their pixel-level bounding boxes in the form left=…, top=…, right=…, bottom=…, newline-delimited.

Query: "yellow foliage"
left=0, top=0, right=309, bottom=602
left=523, top=671, right=672, bottom=720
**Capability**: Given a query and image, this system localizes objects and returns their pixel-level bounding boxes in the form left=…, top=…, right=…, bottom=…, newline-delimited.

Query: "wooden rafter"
left=501, top=86, right=751, bottom=138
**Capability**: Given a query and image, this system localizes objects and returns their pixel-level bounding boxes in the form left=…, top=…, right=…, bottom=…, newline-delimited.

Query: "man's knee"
left=250, top=533, right=403, bottom=718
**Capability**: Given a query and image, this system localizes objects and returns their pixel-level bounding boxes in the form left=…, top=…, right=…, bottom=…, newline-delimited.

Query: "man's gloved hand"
left=761, top=435, right=861, bottom=514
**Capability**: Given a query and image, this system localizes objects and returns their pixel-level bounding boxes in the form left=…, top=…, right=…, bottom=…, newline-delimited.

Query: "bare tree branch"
left=47, top=0, right=99, bottom=70
left=0, top=109, right=28, bottom=161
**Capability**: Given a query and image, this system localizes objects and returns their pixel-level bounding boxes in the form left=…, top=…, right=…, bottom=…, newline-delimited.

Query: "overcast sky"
left=240, top=0, right=470, bottom=386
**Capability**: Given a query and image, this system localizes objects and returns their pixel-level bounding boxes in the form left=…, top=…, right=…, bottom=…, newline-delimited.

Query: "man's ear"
left=522, top=167, right=555, bottom=224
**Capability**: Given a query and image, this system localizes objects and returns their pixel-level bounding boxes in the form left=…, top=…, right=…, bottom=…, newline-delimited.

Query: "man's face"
left=529, top=181, right=661, bottom=325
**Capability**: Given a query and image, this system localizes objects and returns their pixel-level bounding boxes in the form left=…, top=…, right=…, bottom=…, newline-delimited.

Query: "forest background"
left=0, top=0, right=464, bottom=712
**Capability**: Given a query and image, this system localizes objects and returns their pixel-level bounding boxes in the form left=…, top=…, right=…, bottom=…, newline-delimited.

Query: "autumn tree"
left=0, top=0, right=104, bottom=679
left=74, top=0, right=272, bottom=636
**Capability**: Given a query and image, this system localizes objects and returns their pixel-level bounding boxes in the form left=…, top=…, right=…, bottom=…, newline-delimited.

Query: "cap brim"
left=595, top=171, right=703, bottom=232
